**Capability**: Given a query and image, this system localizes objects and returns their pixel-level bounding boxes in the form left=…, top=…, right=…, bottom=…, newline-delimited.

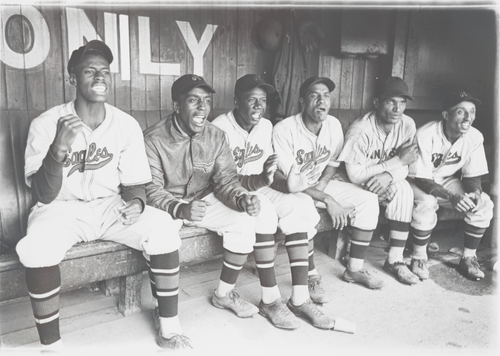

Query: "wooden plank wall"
left=0, top=4, right=384, bottom=251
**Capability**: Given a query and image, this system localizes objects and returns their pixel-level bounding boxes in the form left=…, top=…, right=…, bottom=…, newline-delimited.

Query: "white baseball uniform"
left=338, top=111, right=416, bottom=223
left=273, top=113, right=379, bottom=231
left=212, top=111, right=320, bottom=237
left=408, top=120, right=493, bottom=231
left=17, top=101, right=181, bottom=268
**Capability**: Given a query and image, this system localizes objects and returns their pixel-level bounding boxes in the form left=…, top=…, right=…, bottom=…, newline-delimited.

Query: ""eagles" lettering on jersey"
left=296, top=146, right=331, bottom=171
left=65, top=142, right=114, bottom=176
left=233, top=143, right=264, bottom=168
left=431, top=151, right=461, bottom=168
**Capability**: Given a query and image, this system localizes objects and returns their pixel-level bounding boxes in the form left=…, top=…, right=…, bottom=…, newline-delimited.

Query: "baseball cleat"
left=308, top=274, right=329, bottom=304
left=410, top=258, right=430, bottom=280
left=383, top=260, right=419, bottom=285
left=458, top=256, right=485, bottom=280
left=152, top=307, right=192, bottom=349
left=287, top=298, right=334, bottom=329
left=342, top=268, right=386, bottom=289
left=212, top=289, right=259, bottom=318
left=259, top=297, right=300, bottom=329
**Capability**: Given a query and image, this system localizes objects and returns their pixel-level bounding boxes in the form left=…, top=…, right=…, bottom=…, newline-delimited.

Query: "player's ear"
left=69, top=74, right=77, bottom=86
left=373, top=97, right=379, bottom=109
left=441, top=110, right=449, bottom=121
left=173, top=101, right=179, bottom=114
left=299, top=98, right=304, bottom=111
left=234, top=96, right=239, bottom=110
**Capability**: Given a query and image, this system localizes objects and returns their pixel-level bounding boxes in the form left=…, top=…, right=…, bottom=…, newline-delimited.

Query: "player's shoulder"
left=143, top=115, right=170, bottom=140
left=345, top=112, right=372, bottom=136
left=106, top=103, right=139, bottom=124
left=401, top=113, right=417, bottom=129
left=211, top=111, right=232, bottom=128
left=464, top=126, right=484, bottom=144
left=416, top=120, right=440, bottom=135
left=273, top=114, right=298, bottom=132
left=30, top=102, right=71, bottom=126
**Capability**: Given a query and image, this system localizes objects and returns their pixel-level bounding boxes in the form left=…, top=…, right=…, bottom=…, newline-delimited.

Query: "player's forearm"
left=385, top=165, right=409, bottom=183
left=462, top=176, right=482, bottom=195
left=30, top=149, right=64, bottom=204
left=345, top=162, right=387, bottom=185
left=413, top=178, right=450, bottom=200
left=239, top=174, right=267, bottom=191
left=121, top=184, right=146, bottom=213
left=270, top=170, right=289, bottom=193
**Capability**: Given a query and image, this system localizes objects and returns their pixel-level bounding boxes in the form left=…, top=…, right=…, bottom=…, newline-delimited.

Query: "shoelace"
left=309, top=278, right=323, bottom=291
left=170, top=335, right=193, bottom=349
left=469, top=257, right=481, bottom=269
left=304, top=300, right=323, bottom=317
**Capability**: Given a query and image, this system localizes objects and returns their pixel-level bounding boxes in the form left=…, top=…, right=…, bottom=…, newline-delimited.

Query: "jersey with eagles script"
left=25, top=101, right=152, bottom=202
left=408, top=120, right=488, bottom=185
left=212, top=111, right=272, bottom=175
left=272, top=112, right=344, bottom=179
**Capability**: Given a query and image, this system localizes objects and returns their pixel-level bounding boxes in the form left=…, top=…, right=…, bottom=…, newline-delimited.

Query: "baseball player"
left=273, top=76, right=385, bottom=290
left=144, top=74, right=265, bottom=325
left=212, top=74, right=334, bottom=330
left=338, top=77, right=421, bottom=285
left=15, top=40, right=191, bottom=349
left=408, top=91, right=494, bottom=280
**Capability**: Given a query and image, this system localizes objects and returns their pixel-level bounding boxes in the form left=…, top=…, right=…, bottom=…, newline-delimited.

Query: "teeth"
left=93, top=85, right=106, bottom=93
left=252, top=113, right=261, bottom=119
left=193, top=116, right=205, bottom=125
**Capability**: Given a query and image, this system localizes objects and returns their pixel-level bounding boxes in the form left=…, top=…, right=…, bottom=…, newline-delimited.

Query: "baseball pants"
left=381, top=179, right=414, bottom=223
left=180, top=193, right=257, bottom=254
left=409, top=176, right=494, bottom=231
left=16, top=195, right=182, bottom=268
left=315, top=180, right=379, bottom=230
left=255, top=186, right=320, bottom=239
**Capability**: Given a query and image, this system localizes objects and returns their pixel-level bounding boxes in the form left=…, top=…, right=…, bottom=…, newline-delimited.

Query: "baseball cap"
left=299, top=77, right=335, bottom=98
left=443, top=91, right=481, bottom=110
left=235, top=74, right=275, bottom=95
left=171, top=74, right=216, bottom=101
left=377, top=77, right=413, bottom=101
left=67, top=40, right=113, bottom=74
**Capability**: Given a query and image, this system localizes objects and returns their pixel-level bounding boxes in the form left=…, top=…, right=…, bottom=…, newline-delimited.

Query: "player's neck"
left=443, top=124, right=461, bottom=144
left=302, top=113, right=322, bottom=136
left=233, top=109, right=254, bottom=133
left=375, top=116, right=393, bottom=134
left=74, top=99, right=106, bottom=131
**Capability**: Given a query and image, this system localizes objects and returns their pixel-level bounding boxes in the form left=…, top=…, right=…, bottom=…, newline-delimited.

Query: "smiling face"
left=234, top=86, right=267, bottom=132
left=442, top=100, right=476, bottom=141
left=174, top=87, right=212, bottom=136
left=374, top=95, right=407, bottom=131
left=300, top=83, right=331, bottom=125
left=71, top=53, right=111, bottom=103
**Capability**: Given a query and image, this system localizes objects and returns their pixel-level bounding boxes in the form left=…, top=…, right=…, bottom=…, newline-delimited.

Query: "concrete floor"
left=0, top=228, right=498, bottom=356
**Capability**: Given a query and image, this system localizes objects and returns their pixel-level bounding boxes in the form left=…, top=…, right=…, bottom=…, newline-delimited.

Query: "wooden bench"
left=0, top=207, right=462, bottom=317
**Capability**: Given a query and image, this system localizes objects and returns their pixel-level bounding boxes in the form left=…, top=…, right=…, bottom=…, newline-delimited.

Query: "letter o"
left=1, top=5, right=50, bottom=69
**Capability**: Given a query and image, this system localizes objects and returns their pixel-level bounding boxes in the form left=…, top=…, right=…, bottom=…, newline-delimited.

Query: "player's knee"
left=255, top=194, right=278, bottom=234
left=16, top=235, right=66, bottom=267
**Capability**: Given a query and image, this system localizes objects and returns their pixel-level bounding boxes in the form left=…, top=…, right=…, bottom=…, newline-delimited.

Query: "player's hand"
left=240, top=194, right=261, bottom=217
left=450, top=193, right=476, bottom=213
left=260, top=154, right=279, bottom=186
left=398, top=143, right=420, bottom=166
left=467, top=192, right=483, bottom=213
left=51, top=114, right=83, bottom=161
left=378, top=186, right=396, bottom=204
left=286, top=161, right=322, bottom=193
left=364, top=172, right=393, bottom=195
left=325, top=199, right=355, bottom=230
left=116, top=199, right=142, bottom=225
left=177, top=199, right=211, bottom=221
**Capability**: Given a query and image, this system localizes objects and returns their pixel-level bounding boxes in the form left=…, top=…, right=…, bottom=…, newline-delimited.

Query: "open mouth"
left=193, top=115, right=205, bottom=126
left=92, top=84, right=107, bottom=93
left=251, top=112, right=262, bottom=120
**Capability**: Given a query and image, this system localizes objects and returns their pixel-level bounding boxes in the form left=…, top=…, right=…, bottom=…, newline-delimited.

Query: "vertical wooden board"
left=403, top=11, right=420, bottom=100
left=145, top=110, right=161, bottom=129
left=350, top=57, right=365, bottom=110
left=319, top=55, right=341, bottom=110
left=23, top=5, right=48, bottom=112
left=60, top=5, right=73, bottom=103
left=158, top=6, right=187, bottom=111
left=114, top=6, right=133, bottom=113
left=339, top=57, right=354, bottom=109
left=362, top=58, right=377, bottom=110
left=40, top=6, right=65, bottom=109
left=211, top=8, right=237, bottom=115
left=1, top=61, right=7, bottom=111
left=129, top=15, right=146, bottom=111
left=392, top=10, right=410, bottom=78
left=131, top=110, right=147, bottom=131
left=236, top=8, right=259, bottom=78
left=3, top=5, right=27, bottom=111
left=145, top=5, right=160, bottom=112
